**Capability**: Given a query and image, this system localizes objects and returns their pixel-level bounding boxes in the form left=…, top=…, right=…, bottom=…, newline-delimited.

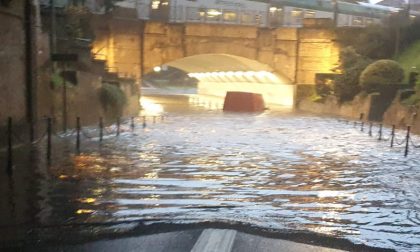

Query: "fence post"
left=378, top=124, right=383, bottom=141
left=390, top=125, right=396, bottom=148
left=142, top=116, right=146, bottom=128
left=131, top=117, right=135, bottom=131
left=47, top=118, right=52, bottom=165
left=361, top=121, right=364, bottom=132
left=353, top=121, right=357, bottom=128
left=76, top=117, right=81, bottom=154
left=368, top=122, right=373, bottom=136
left=99, top=117, right=103, bottom=142
left=404, top=126, right=411, bottom=157
left=359, top=113, right=364, bottom=120
left=160, top=115, right=164, bottom=122
left=116, top=117, right=120, bottom=136
left=7, top=117, right=12, bottom=175
left=153, top=116, right=156, bottom=124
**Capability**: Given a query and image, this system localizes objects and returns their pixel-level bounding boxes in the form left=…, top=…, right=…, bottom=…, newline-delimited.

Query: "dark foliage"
left=336, top=26, right=395, bottom=59
left=99, top=83, right=127, bottom=118
left=334, top=47, right=373, bottom=102
left=360, top=60, right=405, bottom=92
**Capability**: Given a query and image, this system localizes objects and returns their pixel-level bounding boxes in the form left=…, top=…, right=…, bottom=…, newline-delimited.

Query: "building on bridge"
left=129, top=0, right=420, bottom=27
left=59, top=0, right=420, bottom=28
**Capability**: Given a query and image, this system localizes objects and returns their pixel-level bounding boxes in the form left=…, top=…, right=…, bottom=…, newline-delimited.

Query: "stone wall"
left=143, top=22, right=184, bottom=74
left=0, top=3, right=26, bottom=126
left=383, top=93, right=420, bottom=134
left=296, top=29, right=340, bottom=85
left=91, top=13, right=143, bottom=80
left=51, top=71, right=139, bottom=130
left=298, top=94, right=373, bottom=120
left=296, top=90, right=420, bottom=135
left=52, top=71, right=103, bottom=129
left=273, top=28, right=298, bottom=82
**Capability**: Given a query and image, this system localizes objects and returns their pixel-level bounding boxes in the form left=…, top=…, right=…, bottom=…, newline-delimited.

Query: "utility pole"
left=50, top=0, right=56, bottom=54
left=394, top=16, right=401, bottom=57
left=332, top=0, right=338, bottom=27
left=25, top=0, right=35, bottom=141
left=394, top=2, right=411, bottom=57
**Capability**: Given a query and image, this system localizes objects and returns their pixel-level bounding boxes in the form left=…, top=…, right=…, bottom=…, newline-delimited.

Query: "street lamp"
left=154, top=66, right=162, bottom=72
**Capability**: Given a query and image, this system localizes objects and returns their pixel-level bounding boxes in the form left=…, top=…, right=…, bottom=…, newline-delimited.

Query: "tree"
left=334, top=47, right=373, bottom=102
left=401, top=17, right=420, bottom=50
left=336, top=25, right=395, bottom=59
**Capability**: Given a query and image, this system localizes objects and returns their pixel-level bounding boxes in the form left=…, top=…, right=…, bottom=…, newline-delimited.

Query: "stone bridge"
left=91, top=10, right=340, bottom=86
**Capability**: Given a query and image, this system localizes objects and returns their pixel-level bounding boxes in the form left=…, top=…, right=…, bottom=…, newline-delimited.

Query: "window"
left=269, top=7, right=283, bottom=27
left=291, top=8, right=303, bottom=18
left=151, top=0, right=160, bottom=10
left=186, top=7, right=200, bottom=21
left=352, top=16, right=364, bottom=26
left=291, top=8, right=303, bottom=25
left=223, top=11, right=238, bottom=22
left=206, top=9, right=222, bottom=21
left=304, top=10, right=316, bottom=18
left=241, top=13, right=254, bottom=24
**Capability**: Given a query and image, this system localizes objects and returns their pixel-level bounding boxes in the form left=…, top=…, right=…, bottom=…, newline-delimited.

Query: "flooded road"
left=1, top=95, right=420, bottom=251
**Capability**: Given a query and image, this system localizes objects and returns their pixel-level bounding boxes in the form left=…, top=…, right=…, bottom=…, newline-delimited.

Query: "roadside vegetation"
left=99, top=83, right=127, bottom=118
left=314, top=17, right=420, bottom=106
left=396, top=40, right=420, bottom=84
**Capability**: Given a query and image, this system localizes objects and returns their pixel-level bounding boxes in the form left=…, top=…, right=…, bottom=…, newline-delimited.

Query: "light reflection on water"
left=1, top=95, right=420, bottom=251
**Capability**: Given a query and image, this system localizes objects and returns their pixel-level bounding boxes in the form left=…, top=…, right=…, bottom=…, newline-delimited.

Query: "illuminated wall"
left=91, top=9, right=143, bottom=80
left=198, top=81, right=295, bottom=107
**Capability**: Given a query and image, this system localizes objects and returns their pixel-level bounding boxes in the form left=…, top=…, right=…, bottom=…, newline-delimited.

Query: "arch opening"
left=144, top=54, right=295, bottom=107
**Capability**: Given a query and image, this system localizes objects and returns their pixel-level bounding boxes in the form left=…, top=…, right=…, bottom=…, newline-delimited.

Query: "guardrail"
left=2, top=115, right=165, bottom=176
left=344, top=113, right=419, bottom=158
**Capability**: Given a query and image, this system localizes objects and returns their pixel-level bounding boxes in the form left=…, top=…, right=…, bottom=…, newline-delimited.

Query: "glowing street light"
left=153, top=66, right=162, bottom=72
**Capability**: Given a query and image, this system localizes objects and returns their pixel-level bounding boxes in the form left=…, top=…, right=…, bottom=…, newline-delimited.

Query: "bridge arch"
left=154, top=54, right=295, bottom=107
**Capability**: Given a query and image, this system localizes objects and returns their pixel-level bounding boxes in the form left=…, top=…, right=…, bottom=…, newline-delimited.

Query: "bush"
left=402, top=94, right=420, bottom=106
left=51, top=71, right=64, bottom=88
left=99, top=83, right=127, bottom=117
left=359, top=60, right=404, bottom=93
left=333, top=47, right=373, bottom=102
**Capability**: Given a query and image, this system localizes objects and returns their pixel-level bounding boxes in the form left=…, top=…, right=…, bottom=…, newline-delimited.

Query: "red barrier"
left=223, top=92, right=265, bottom=112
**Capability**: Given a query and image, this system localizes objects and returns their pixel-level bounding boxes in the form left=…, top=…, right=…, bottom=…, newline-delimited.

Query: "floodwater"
left=1, top=94, right=420, bottom=251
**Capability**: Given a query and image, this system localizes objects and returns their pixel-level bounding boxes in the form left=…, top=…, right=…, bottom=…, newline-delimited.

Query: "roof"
left=270, top=0, right=398, bottom=18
